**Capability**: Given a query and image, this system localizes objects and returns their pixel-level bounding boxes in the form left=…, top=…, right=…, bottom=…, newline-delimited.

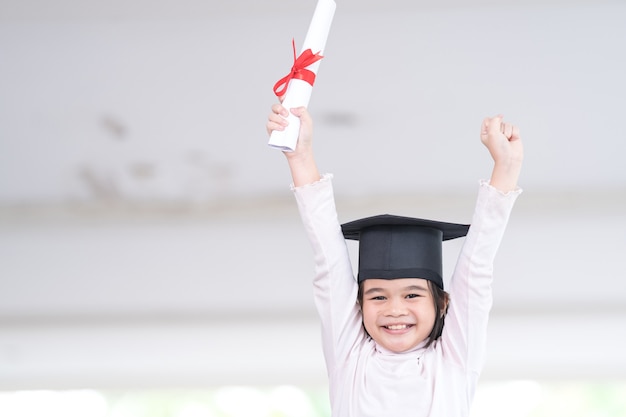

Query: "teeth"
left=387, top=324, right=408, bottom=330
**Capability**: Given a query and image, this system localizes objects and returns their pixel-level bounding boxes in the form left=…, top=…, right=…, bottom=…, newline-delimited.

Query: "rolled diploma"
left=268, top=0, right=336, bottom=152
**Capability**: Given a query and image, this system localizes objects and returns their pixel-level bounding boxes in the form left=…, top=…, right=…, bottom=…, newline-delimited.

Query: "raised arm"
left=266, top=104, right=364, bottom=370
left=442, top=115, right=523, bottom=376
left=266, top=104, right=321, bottom=187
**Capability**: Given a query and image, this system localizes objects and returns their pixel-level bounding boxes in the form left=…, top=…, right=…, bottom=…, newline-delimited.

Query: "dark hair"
left=357, top=280, right=450, bottom=349
left=426, top=281, right=450, bottom=347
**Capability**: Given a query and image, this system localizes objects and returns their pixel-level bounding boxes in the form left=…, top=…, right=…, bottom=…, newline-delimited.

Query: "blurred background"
left=1, top=0, right=625, bottom=415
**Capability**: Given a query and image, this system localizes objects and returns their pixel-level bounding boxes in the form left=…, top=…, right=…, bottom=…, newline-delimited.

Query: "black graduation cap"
left=341, top=214, right=470, bottom=289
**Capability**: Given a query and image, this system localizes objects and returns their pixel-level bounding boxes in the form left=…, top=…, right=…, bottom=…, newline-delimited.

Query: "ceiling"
left=0, top=0, right=625, bottom=204
left=1, top=0, right=618, bottom=21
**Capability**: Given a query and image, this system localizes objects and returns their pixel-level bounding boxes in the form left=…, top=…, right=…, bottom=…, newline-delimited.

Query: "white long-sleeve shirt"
left=293, top=174, right=521, bottom=417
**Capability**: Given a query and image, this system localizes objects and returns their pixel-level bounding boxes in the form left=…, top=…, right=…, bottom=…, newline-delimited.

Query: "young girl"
left=266, top=104, right=523, bottom=416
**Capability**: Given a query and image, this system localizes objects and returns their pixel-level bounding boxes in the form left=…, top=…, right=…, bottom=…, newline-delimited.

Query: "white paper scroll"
left=268, top=0, right=337, bottom=152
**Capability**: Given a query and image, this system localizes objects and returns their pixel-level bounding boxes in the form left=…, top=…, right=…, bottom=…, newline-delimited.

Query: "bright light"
left=1, top=382, right=623, bottom=417
left=269, top=385, right=317, bottom=417
left=471, top=380, right=543, bottom=417
left=213, top=386, right=271, bottom=417
left=0, top=390, right=108, bottom=417
left=175, top=402, right=215, bottom=417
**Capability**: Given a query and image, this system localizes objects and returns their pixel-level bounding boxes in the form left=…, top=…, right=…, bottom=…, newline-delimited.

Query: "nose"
left=384, top=297, right=408, bottom=317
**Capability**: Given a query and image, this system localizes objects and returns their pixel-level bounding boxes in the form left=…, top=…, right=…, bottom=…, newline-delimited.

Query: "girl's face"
left=361, top=278, right=437, bottom=353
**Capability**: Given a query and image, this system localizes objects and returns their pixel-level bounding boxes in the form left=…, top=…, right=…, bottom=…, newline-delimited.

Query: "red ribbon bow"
left=273, top=39, right=324, bottom=97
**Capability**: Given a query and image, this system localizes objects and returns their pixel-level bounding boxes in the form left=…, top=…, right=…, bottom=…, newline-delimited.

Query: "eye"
left=369, top=296, right=386, bottom=301
left=405, top=294, right=421, bottom=299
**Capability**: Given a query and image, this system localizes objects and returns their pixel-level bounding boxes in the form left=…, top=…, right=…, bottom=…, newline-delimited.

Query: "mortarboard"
left=341, top=214, right=470, bottom=289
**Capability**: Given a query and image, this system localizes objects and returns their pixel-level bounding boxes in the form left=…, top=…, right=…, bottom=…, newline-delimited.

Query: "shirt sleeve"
left=441, top=180, right=522, bottom=377
left=292, top=174, right=366, bottom=373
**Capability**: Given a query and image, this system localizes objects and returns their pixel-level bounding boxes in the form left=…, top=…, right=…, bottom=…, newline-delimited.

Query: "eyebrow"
left=363, top=287, right=385, bottom=296
left=404, top=285, right=429, bottom=292
left=363, top=284, right=429, bottom=296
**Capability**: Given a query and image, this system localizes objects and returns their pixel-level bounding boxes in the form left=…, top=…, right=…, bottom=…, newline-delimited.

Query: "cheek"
left=360, top=304, right=377, bottom=330
left=427, top=306, right=439, bottom=327
left=415, top=302, right=437, bottom=323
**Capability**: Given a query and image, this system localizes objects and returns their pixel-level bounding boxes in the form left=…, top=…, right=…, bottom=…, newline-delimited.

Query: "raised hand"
left=266, top=104, right=320, bottom=187
left=480, top=115, right=524, bottom=192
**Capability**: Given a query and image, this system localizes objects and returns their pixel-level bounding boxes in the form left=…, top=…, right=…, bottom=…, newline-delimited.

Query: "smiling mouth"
left=384, top=324, right=413, bottom=330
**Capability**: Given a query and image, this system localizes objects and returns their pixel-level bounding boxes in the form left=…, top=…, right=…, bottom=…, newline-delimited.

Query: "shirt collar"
left=374, top=338, right=430, bottom=357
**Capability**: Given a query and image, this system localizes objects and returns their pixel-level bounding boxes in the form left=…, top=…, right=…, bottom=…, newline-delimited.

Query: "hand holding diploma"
left=268, top=0, right=337, bottom=152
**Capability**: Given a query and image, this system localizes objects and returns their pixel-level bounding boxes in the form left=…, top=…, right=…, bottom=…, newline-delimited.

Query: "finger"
left=269, top=110, right=288, bottom=123
left=265, top=119, right=288, bottom=135
left=272, top=103, right=289, bottom=117
left=480, top=118, right=490, bottom=137
left=266, top=103, right=293, bottom=135
left=503, top=122, right=514, bottom=139
left=290, top=106, right=305, bottom=116
left=266, top=121, right=282, bottom=135
left=291, top=106, right=313, bottom=125
left=511, top=125, right=521, bottom=142
left=487, top=115, right=503, bottom=136
left=290, top=106, right=310, bottom=122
